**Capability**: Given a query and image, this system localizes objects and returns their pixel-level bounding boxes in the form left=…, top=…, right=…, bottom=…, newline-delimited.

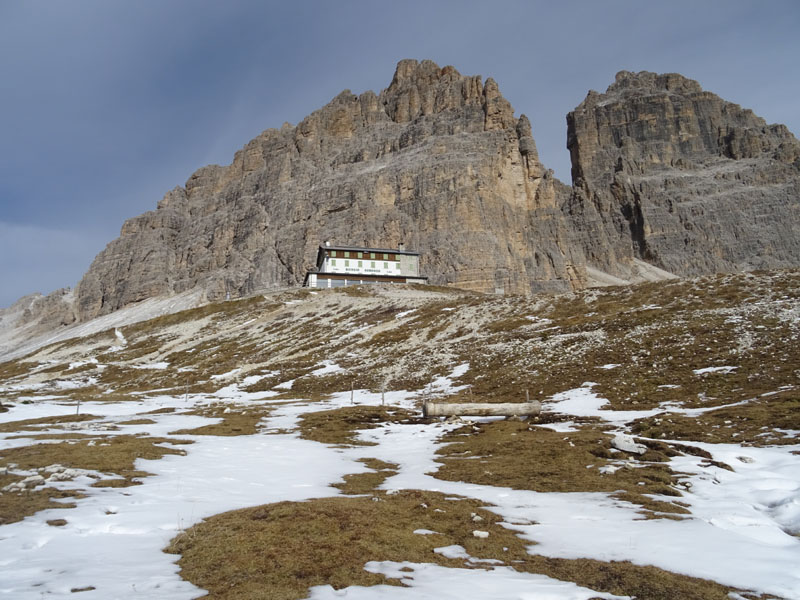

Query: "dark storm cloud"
left=1, top=0, right=798, bottom=307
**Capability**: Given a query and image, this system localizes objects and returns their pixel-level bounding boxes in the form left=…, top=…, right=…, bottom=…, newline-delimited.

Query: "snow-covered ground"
left=1, top=373, right=799, bottom=598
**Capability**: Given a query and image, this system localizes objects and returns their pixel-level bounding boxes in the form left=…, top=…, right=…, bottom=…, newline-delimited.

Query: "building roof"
left=317, top=244, right=420, bottom=257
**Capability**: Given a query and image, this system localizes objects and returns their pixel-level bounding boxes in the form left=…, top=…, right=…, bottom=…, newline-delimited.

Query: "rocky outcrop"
left=75, top=59, right=586, bottom=319
left=0, top=289, right=76, bottom=358
left=567, top=70, right=800, bottom=278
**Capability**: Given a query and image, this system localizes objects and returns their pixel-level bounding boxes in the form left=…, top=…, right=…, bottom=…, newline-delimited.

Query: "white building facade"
left=304, top=243, right=427, bottom=288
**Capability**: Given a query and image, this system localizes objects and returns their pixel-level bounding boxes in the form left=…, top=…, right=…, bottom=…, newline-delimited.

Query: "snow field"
left=0, top=372, right=798, bottom=598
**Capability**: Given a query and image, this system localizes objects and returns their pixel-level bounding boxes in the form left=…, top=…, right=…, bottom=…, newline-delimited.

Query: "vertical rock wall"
left=567, top=70, right=800, bottom=279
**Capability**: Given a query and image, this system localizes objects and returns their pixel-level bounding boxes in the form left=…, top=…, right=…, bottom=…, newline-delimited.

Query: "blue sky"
left=1, top=0, right=798, bottom=308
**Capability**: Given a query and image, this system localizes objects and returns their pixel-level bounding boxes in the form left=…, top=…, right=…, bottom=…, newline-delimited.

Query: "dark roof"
left=318, top=245, right=420, bottom=257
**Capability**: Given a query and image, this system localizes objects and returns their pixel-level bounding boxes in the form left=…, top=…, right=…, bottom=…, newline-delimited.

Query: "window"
left=345, top=260, right=349, bottom=267
left=383, top=253, right=389, bottom=260
left=370, top=252, right=375, bottom=259
left=331, top=259, right=336, bottom=266
left=344, top=251, right=350, bottom=258
left=384, top=262, right=388, bottom=269
left=371, top=261, right=375, bottom=268
left=357, top=252, right=363, bottom=258
left=358, top=260, right=363, bottom=267
left=330, top=251, right=337, bottom=258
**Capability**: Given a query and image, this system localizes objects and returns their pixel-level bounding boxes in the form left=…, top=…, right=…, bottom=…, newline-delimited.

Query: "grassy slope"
left=0, top=271, right=798, bottom=598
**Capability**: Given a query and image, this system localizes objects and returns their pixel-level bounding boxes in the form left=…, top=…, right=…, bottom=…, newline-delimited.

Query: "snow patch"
left=311, top=361, right=344, bottom=376
left=131, top=361, right=169, bottom=371
left=210, top=368, right=241, bottom=380
left=309, top=561, right=629, bottom=599
left=693, top=366, right=738, bottom=375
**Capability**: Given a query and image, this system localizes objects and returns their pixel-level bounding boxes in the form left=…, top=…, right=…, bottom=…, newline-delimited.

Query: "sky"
left=1, top=0, right=798, bottom=308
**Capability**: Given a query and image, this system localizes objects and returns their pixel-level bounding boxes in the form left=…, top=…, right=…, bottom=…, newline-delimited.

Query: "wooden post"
left=76, top=396, right=81, bottom=415
left=381, top=382, right=385, bottom=406
left=526, top=388, right=530, bottom=403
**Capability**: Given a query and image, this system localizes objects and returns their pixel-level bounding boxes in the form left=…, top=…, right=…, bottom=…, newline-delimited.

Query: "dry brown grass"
left=166, top=490, right=738, bottom=600
left=297, top=406, right=419, bottom=446
left=448, top=272, right=800, bottom=441
left=631, top=391, right=800, bottom=445
left=118, top=418, right=157, bottom=426
left=169, top=404, right=274, bottom=436
left=0, top=473, right=84, bottom=525
left=0, top=358, right=38, bottom=381
left=166, top=490, right=532, bottom=599
left=0, top=435, right=193, bottom=486
left=332, top=458, right=398, bottom=495
left=0, top=413, right=100, bottom=433
left=516, top=555, right=737, bottom=600
left=6, top=433, right=98, bottom=440
left=434, top=420, right=689, bottom=517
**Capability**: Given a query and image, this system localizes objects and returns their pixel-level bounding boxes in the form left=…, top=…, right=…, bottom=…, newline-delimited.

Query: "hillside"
left=0, top=271, right=798, bottom=598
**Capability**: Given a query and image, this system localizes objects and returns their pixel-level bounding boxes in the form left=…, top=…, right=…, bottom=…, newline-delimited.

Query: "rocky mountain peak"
left=609, top=70, right=703, bottom=95
left=382, top=59, right=484, bottom=124
left=567, top=67, right=800, bottom=279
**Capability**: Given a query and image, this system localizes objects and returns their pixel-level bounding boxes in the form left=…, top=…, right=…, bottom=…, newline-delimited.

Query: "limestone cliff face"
left=75, top=59, right=585, bottom=319
left=567, top=70, right=800, bottom=278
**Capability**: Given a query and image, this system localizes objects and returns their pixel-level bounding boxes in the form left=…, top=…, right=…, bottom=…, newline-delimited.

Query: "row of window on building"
left=328, top=250, right=397, bottom=261
left=330, top=259, right=395, bottom=269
